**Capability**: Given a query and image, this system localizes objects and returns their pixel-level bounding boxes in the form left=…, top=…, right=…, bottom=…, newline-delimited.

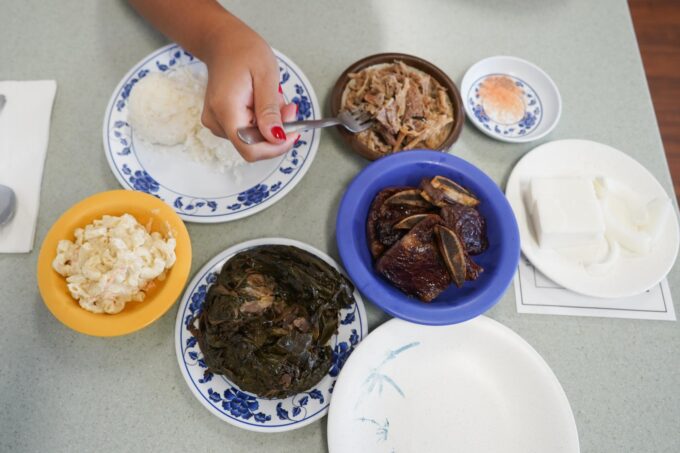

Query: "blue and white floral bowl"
left=460, top=56, right=561, bottom=143
left=175, top=238, right=368, bottom=433
left=103, top=44, right=320, bottom=223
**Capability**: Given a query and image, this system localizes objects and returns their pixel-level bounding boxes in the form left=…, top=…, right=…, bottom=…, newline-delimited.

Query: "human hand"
left=200, top=16, right=298, bottom=162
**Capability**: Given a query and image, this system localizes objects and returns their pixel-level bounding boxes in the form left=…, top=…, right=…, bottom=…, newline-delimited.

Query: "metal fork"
left=237, top=109, right=372, bottom=145
left=0, top=94, right=17, bottom=226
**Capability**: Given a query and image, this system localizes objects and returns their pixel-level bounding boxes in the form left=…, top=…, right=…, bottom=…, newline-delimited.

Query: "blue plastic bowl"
left=336, top=150, right=520, bottom=325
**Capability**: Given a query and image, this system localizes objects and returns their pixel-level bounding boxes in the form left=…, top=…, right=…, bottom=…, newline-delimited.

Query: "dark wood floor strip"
left=630, top=0, right=680, bottom=202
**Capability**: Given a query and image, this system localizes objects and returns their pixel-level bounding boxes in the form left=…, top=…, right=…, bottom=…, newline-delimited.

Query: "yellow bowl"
left=37, top=190, right=192, bottom=337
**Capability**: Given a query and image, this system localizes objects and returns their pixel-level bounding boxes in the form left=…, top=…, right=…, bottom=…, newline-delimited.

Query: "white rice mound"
left=127, top=68, right=245, bottom=173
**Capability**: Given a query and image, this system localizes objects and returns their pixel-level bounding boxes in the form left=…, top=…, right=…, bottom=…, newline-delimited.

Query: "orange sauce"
left=478, top=75, right=525, bottom=124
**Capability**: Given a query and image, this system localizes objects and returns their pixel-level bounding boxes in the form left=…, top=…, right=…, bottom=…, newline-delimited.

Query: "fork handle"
left=237, top=118, right=341, bottom=145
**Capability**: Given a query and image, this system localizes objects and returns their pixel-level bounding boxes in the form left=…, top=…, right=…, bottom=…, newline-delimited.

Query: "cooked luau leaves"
left=190, top=245, right=355, bottom=399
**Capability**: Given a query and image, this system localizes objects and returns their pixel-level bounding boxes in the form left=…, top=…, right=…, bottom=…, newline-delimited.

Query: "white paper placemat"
left=514, top=256, right=675, bottom=321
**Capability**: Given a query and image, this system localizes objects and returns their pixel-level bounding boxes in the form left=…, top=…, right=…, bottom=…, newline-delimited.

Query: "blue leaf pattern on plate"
left=129, top=171, right=159, bottom=193
left=237, top=184, right=270, bottom=206
left=341, top=311, right=355, bottom=325
left=357, top=417, right=390, bottom=442
left=276, top=403, right=289, bottom=420
left=356, top=342, right=420, bottom=406
left=198, top=371, right=213, bottom=384
left=330, top=336, right=354, bottom=377
left=308, top=389, right=324, bottom=404
left=355, top=342, right=420, bottom=448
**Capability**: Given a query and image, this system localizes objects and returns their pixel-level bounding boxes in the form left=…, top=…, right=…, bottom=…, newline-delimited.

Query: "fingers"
left=238, top=103, right=298, bottom=160
left=253, top=66, right=287, bottom=144
left=236, top=134, right=298, bottom=162
left=202, top=64, right=297, bottom=162
left=214, top=103, right=297, bottom=163
left=200, top=107, right=227, bottom=138
left=281, top=102, right=297, bottom=123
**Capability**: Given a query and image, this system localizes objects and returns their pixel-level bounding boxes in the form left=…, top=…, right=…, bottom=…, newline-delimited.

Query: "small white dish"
left=461, top=56, right=561, bottom=143
left=506, top=139, right=679, bottom=298
left=175, top=238, right=368, bottom=433
left=328, top=317, right=579, bottom=453
left=103, top=44, right=320, bottom=223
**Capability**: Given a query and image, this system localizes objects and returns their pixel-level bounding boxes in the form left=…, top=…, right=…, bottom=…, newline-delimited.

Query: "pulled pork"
left=342, top=61, right=454, bottom=155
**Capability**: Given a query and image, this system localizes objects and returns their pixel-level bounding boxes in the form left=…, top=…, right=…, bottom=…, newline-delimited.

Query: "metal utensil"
left=237, top=109, right=372, bottom=145
left=0, top=185, right=16, bottom=226
left=0, top=94, right=17, bottom=226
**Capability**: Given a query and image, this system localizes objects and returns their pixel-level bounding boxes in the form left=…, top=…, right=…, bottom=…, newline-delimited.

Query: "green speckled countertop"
left=1, top=0, right=678, bottom=451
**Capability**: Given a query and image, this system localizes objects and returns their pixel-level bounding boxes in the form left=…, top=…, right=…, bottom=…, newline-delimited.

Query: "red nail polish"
left=295, top=103, right=299, bottom=115
left=294, top=134, right=301, bottom=144
left=272, top=126, right=286, bottom=141
left=278, top=84, right=283, bottom=94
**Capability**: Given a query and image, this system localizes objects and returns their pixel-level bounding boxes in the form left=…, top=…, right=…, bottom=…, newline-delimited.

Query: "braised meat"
left=465, top=255, right=484, bottom=281
left=420, top=176, right=480, bottom=207
left=441, top=203, right=488, bottom=255
left=367, top=176, right=489, bottom=302
left=367, top=187, right=432, bottom=258
left=376, top=215, right=451, bottom=302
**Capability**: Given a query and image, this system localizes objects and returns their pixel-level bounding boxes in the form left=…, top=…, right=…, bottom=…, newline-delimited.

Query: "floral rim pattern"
left=175, top=240, right=368, bottom=432
left=103, top=44, right=319, bottom=223
left=466, top=73, right=543, bottom=138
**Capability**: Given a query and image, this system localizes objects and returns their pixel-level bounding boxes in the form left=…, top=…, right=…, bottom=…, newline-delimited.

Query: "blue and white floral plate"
left=328, top=317, right=579, bottom=452
left=175, top=238, right=368, bottom=433
left=103, top=44, right=320, bottom=223
left=460, top=56, right=561, bottom=143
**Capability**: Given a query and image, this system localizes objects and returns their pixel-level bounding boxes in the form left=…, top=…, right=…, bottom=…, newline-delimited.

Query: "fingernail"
left=278, top=84, right=283, bottom=94
left=272, top=126, right=286, bottom=141
left=295, top=103, right=299, bottom=115
left=294, top=134, right=301, bottom=144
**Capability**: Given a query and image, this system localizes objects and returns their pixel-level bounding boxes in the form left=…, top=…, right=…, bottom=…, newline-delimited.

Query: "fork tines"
left=351, top=110, right=372, bottom=124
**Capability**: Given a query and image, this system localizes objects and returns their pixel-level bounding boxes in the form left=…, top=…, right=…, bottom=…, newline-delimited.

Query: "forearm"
left=129, top=0, right=292, bottom=158
left=127, top=0, right=240, bottom=61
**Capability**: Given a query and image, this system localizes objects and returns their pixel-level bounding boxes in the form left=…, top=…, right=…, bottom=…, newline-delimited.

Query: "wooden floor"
left=629, top=0, right=680, bottom=202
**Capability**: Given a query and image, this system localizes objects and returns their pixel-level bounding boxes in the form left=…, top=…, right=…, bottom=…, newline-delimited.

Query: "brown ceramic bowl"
left=330, top=53, right=464, bottom=161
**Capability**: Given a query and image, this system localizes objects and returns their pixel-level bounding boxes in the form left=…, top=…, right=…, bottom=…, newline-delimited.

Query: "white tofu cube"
left=529, top=178, right=605, bottom=249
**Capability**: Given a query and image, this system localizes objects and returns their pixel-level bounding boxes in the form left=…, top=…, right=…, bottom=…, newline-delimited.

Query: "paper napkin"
left=514, top=256, right=675, bottom=321
left=0, top=80, right=57, bottom=253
